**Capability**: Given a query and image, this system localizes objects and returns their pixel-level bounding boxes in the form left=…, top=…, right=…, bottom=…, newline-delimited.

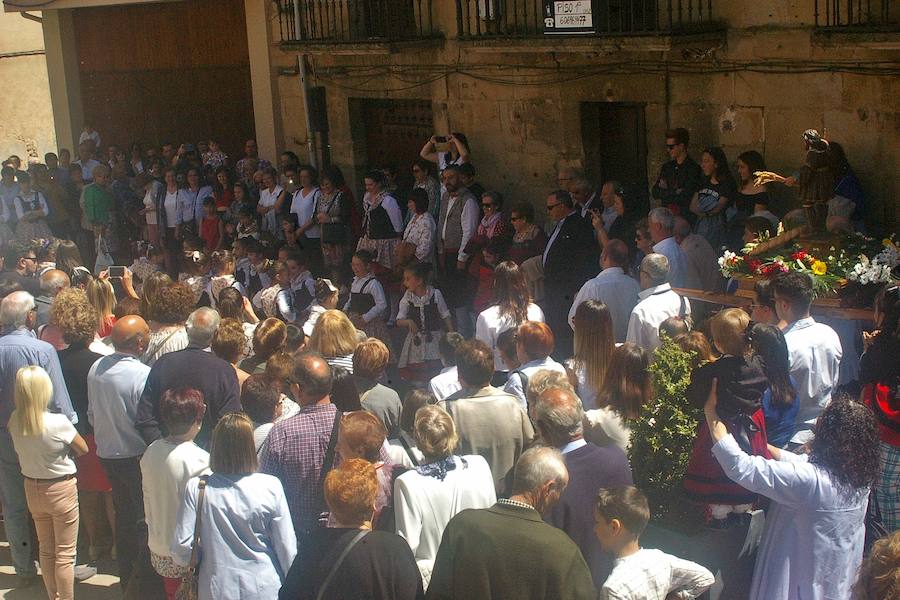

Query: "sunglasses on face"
left=481, top=203, right=494, bottom=208
left=666, top=144, right=677, bottom=150
left=546, top=203, right=562, bottom=211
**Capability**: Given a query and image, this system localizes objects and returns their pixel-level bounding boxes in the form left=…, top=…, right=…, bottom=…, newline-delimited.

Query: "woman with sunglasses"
left=506, top=201, right=547, bottom=266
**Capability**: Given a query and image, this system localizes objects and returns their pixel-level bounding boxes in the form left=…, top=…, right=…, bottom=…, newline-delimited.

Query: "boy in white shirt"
left=594, top=486, right=713, bottom=600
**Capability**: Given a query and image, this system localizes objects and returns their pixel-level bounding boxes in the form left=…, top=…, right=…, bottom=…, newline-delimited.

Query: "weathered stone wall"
left=269, top=1, right=898, bottom=233
left=0, top=12, right=56, bottom=164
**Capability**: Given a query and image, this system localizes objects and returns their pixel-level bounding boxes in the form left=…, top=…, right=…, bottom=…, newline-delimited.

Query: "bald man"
left=87, top=315, right=151, bottom=588
left=260, top=351, right=339, bottom=532
left=535, top=387, right=633, bottom=589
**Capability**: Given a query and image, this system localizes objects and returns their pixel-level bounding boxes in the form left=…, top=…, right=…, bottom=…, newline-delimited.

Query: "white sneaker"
left=74, top=564, right=97, bottom=582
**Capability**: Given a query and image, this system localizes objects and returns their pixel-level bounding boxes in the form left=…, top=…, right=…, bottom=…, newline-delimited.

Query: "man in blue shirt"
left=88, top=315, right=151, bottom=589
left=0, top=291, right=76, bottom=585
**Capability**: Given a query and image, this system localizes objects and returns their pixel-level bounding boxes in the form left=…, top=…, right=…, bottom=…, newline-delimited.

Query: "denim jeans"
left=0, top=427, right=36, bottom=576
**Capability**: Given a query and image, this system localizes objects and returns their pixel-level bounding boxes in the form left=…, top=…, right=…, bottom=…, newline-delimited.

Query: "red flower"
left=790, top=250, right=807, bottom=261
left=746, top=259, right=762, bottom=274
left=760, top=263, right=787, bottom=277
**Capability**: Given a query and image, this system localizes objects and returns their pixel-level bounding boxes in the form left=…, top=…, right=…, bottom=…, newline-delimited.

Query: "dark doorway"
left=348, top=98, right=434, bottom=193
left=74, top=0, right=254, bottom=160
left=581, top=102, right=649, bottom=215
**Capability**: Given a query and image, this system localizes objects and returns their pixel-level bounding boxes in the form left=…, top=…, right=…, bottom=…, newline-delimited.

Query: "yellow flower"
left=812, top=260, right=827, bottom=276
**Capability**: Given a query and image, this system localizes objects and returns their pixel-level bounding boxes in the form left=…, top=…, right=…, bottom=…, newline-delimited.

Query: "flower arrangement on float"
left=718, top=230, right=898, bottom=298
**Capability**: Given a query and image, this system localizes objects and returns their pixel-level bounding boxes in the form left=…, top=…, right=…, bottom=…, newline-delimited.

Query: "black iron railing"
left=278, top=0, right=437, bottom=43
left=814, top=0, right=897, bottom=28
left=456, top=0, right=717, bottom=38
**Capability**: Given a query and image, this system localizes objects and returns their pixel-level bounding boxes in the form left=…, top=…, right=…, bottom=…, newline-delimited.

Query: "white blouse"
left=163, top=191, right=180, bottom=228
left=289, top=187, right=321, bottom=239
left=475, top=303, right=544, bottom=373
left=403, top=212, right=436, bottom=262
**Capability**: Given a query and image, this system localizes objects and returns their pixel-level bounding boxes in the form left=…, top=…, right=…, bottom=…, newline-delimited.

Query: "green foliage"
left=627, top=337, right=703, bottom=519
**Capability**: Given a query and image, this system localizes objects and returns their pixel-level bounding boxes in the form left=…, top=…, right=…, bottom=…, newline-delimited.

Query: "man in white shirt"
left=626, top=254, right=691, bottom=353
left=673, top=216, right=721, bottom=292
left=648, top=207, right=688, bottom=288
left=572, top=179, right=600, bottom=220
left=430, top=332, right=464, bottom=401
left=73, top=142, right=101, bottom=183
left=87, top=315, right=152, bottom=589
left=569, top=239, right=640, bottom=342
left=771, top=271, right=842, bottom=446
left=437, top=165, right=479, bottom=336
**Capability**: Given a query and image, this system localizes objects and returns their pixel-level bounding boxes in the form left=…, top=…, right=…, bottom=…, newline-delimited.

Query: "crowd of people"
left=0, top=123, right=895, bottom=600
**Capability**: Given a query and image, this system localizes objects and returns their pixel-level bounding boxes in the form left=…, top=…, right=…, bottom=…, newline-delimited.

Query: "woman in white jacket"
left=172, top=413, right=296, bottom=599
left=393, top=404, right=495, bottom=588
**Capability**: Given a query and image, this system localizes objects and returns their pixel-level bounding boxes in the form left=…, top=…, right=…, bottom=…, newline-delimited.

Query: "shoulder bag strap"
left=186, top=475, right=209, bottom=574
left=314, top=410, right=342, bottom=508
left=399, top=434, right=420, bottom=467
left=315, top=530, right=369, bottom=600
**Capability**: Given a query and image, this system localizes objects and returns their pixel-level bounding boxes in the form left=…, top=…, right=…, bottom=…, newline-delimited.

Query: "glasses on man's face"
left=510, top=215, right=522, bottom=221
left=546, top=203, right=561, bottom=212
left=22, top=256, right=37, bottom=262
left=666, top=143, right=677, bottom=150
left=481, top=203, right=494, bottom=209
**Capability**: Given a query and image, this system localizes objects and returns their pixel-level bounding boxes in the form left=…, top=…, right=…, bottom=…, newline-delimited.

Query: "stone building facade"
left=269, top=0, right=899, bottom=233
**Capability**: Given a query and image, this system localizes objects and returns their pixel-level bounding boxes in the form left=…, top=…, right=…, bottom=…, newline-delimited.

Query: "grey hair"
left=525, top=369, right=573, bottom=412
left=186, top=307, right=221, bottom=346
left=673, top=216, right=692, bottom=240
left=39, top=270, right=70, bottom=295
left=0, top=291, right=35, bottom=330
left=511, top=446, right=568, bottom=496
left=648, top=207, right=674, bottom=232
left=533, top=387, right=584, bottom=442
left=641, top=253, right=670, bottom=286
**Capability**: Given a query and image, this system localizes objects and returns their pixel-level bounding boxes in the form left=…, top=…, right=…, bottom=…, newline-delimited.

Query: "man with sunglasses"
left=651, top=127, right=703, bottom=219
left=1, top=241, right=41, bottom=296
left=542, top=190, right=598, bottom=359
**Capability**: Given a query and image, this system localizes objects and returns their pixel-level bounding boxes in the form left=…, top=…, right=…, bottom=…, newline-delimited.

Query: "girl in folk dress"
left=344, top=250, right=393, bottom=359
left=357, top=170, right=404, bottom=274
left=14, top=172, right=53, bottom=241
left=396, top=262, right=453, bottom=384
left=203, top=250, right=246, bottom=309
left=252, top=260, right=288, bottom=320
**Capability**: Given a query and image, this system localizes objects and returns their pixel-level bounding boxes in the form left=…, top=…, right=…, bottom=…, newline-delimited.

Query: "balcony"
left=812, top=0, right=899, bottom=49
left=455, top=0, right=721, bottom=39
left=814, top=0, right=897, bottom=29
left=277, top=0, right=442, bottom=52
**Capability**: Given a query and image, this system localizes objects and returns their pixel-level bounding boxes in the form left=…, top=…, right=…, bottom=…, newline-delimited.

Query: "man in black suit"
left=542, top=190, right=598, bottom=358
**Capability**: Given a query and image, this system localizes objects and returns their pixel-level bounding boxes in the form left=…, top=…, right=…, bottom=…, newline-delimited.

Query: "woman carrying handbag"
left=172, top=413, right=296, bottom=599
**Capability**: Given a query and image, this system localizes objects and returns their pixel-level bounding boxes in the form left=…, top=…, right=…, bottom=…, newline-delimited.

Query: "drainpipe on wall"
left=298, top=54, right=317, bottom=169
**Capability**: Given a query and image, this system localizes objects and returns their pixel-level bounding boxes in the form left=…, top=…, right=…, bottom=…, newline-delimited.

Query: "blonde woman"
left=9, top=366, right=88, bottom=600
left=86, top=276, right=117, bottom=337
left=309, top=309, right=361, bottom=373
left=565, top=300, right=615, bottom=410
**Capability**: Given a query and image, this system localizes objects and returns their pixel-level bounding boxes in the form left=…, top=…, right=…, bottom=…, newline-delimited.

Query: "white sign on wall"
left=544, top=0, right=595, bottom=34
